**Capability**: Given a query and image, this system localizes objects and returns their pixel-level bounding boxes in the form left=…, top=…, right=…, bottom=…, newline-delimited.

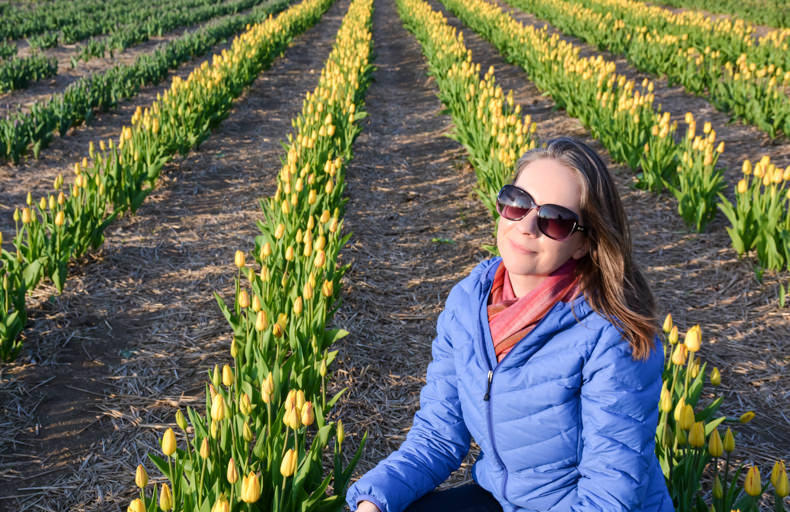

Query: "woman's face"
left=496, top=158, right=589, bottom=282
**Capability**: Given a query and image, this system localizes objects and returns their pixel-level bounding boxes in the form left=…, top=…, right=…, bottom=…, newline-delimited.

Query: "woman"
left=346, top=138, right=674, bottom=512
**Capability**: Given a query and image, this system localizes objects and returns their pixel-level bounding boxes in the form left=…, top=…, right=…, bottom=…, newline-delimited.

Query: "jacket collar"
left=476, top=257, right=593, bottom=370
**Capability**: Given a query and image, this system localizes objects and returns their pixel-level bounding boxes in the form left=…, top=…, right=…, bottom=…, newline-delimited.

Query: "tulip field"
left=0, top=0, right=788, bottom=510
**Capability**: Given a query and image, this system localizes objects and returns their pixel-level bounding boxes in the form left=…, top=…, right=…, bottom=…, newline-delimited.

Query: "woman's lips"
left=508, top=237, right=536, bottom=255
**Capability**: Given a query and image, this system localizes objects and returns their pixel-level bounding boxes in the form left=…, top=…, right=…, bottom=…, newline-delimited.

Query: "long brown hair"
left=514, top=137, right=657, bottom=360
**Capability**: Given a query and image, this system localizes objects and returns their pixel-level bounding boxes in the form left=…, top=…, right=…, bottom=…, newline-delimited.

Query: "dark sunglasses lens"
left=496, top=186, right=533, bottom=221
left=537, top=205, right=578, bottom=240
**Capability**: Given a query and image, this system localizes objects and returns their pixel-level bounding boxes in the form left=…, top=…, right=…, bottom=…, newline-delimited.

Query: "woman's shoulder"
left=446, top=257, right=500, bottom=304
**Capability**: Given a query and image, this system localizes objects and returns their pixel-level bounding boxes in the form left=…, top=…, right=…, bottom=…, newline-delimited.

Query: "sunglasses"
left=496, top=184, right=586, bottom=241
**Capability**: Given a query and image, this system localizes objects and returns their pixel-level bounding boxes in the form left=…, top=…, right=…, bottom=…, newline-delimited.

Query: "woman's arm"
left=570, top=327, right=665, bottom=511
left=346, top=301, right=472, bottom=512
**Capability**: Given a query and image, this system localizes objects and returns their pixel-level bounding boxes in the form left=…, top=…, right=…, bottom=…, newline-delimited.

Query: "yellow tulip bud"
left=260, top=242, right=272, bottom=259
left=740, top=411, right=755, bottom=423
left=673, top=396, right=686, bottom=422
left=744, top=465, right=761, bottom=496
left=314, top=250, right=326, bottom=268
left=659, top=384, right=673, bottom=413
left=241, top=472, right=262, bottom=503
left=688, top=421, right=705, bottom=447
left=280, top=449, right=297, bottom=478
left=293, top=296, right=303, bottom=316
left=668, top=325, right=678, bottom=344
left=159, top=482, right=173, bottom=510
left=251, top=294, right=262, bottom=312
left=21, top=207, right=33, bottom=224
left=26, top=191, right=32, bottom=205
left=227, top=457, right=238, bottom=484
left=662, top=313, right=673, bottom=334
left=211, top=498, right=230, bottom=512
left=135, top=464, right=148, bottom=488
left=238, top=289, right=250, bottom=309
left=275, top=223, right=285, bottom=239
left=319, top=359, right=327, bottom=377
left=671, top=343, right=688, bottom=366
left=240, top=392, right=252, bottom=416
left=337, top=419, right=345, bottom=445
left=713, top=474, right=723, bottom=499
left=235, top=250, right=246, bottom=268
left=272, top=322, right=283, bottom=338
left=222, top=364, right=233, bottom=387
left=243, top=421, right=253, bottom=442
left=211, top=394, right=226, bottom=422
left=710, top=367, right=721, bottom=386
left=295, top=390, right=306, bottom=412
left=175, top=409, right=187, bottom=431
left=162, top=428, right=177, bottom=456
left=772, top=460, right=789, bottom=497
left=303, top=281, right=314, bottom=300
left=255, top=310, right=268, bottom=331
left=128, top=498, right=145, bottom=512
left=54, top=210, right=65, bottom=227
left=723, top=427, right=735, bottom=453
left=320, top=209, right=331, bottom=223
left=199, top=437, right=210, bottom=459
left=322, top=279, right=333, bottom=297
left=285, top=245, right=294, bottom=261
left=708, top=428, right=723, bottom=457
left=301, top=401, right=314, bottom=426
left=684, top=325, right=701, bottom=352
left=261, top=373, right=274, bottom=404
left=736, top=179, right=748, bottom=194
left=679, top=404, right=695, bottom=430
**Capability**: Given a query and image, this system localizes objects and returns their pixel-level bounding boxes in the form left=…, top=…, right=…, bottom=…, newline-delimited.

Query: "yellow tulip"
left=211, top=498, right=230, bottom=512
left=744, top=465, right=761, bottom=496
left=708, top=428, right=723, bottom=457
left=199, top=437, right=210, bottom=459
left=772, top=460, right=789, bottom=497
left=128, top=498, right=145, bottom=512
left=337, top=419, right=345, bottom=445
left=261, top=373, right=274, bottom=404
left=238, top=290, right=250, bottom=309
left=280, top=449, right=297, bottom=478
left=740, top=411, right=755, bottom=423
left=301, top=401, right=314, bottom=426
left=671, top=343, right=688, bottom=366
left=240, top=393, right=252, bottom=416
left=668, top=326, right=678, bottom=345
left=211, top=394, right=226, bottom=422
left=234, top=250, right=246, bottom=268
left=162, top=428, right=177, bottom=456
left=159, top=482, right=173, bottom=511
left=662, top=313, right=673, bottom=334
left=222, top=364, right=233, bottom=387
left=688, top=421, right=705, bottom=448
left=723, top=427, right=735, bottom=453
left=241, top=472, right=262, bottom=502
left=322, top=279, right=334, bottom=297
left=679, top=404, right=695, bottom=430
left=243, top=421, right=253, bottom=442
left=710, top=367, right=721, bottom=386
left=227, top=457, right=238, bottom=484
left=54, top=211, right=65, bottom=227
left=659, top=383, right=673, bottom=413
left=135, top=464, right=148, bottom=488
left=255, top=310, right=268, bottom=331
left=684, top=325, right=701, bottom=352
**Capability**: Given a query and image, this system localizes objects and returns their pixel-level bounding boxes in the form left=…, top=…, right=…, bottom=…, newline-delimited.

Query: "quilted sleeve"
left=569, top=327, right=664, bottom=512
left=345, top=299, right=472, bottom=512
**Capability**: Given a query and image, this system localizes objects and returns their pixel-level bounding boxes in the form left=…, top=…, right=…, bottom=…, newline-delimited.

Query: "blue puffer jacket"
left=346, top=257, right=674, bottom=512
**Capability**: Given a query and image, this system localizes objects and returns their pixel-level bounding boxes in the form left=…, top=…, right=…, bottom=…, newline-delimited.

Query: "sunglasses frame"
left=496, top=184, right=587, bottom=241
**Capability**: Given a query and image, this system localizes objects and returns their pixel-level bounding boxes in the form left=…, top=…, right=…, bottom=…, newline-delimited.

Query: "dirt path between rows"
left=0, top=0, right=349, bottom=507
left=0, top=1, right=273, bottom=119
left=431, top=0, right=790, bottom=465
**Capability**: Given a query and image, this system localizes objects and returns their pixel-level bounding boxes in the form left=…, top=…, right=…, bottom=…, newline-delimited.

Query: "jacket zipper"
left=483, top=366, right=508, bottom=502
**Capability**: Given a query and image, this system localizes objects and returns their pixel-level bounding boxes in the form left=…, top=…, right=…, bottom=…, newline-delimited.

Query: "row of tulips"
left=437, top=0, right=725, bottom=232
left=129, top=0, right=374, bottom=508
left=71, top=0, right=275, bottom=65
left=0, top=0, right=335, bottom=362
left=0, top=0, right=291, bottom=164
left=503, top=0, right=790, bottom=139
left=650, top=0, right=790, bottom=30
left=397, top=1, right=788, bottom=509
left=395, top=0, right=537, bottom=222
left=0, top=52, right=58, bottom=94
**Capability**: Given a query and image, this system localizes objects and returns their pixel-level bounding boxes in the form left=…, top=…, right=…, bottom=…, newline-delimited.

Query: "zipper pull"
left=484, top=370, right=493, bottom=401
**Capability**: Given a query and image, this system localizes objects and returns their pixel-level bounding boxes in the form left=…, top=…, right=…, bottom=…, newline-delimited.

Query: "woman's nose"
left=515, top=208, right=539, bottom=237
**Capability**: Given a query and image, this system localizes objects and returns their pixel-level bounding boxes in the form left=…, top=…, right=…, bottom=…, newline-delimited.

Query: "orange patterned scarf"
left=488, top=259, right=582, bottom=362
